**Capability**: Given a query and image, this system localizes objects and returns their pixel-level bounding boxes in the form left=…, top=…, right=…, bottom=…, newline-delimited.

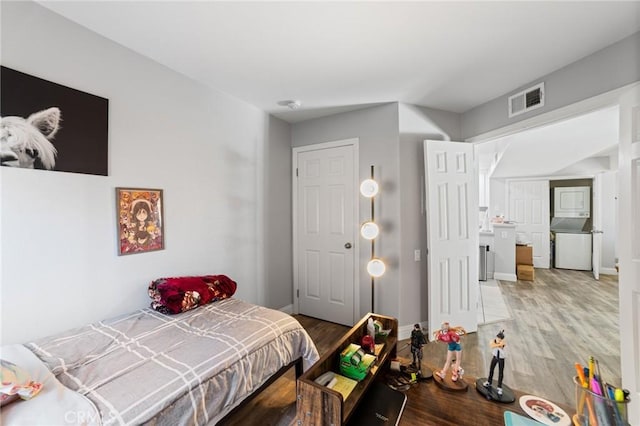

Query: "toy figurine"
left=483, top=330, right=506, bottom=395
left=410, top=324, right=427, bottom=372
left=433, top=322, right=467, bottom=382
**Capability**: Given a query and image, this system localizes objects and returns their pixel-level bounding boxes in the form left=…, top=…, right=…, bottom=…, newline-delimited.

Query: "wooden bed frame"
left=219, top=357, right=303, bottom=423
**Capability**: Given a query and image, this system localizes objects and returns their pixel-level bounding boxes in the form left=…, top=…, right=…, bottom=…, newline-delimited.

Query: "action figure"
left=433, top=322, right=467, bottom=382
left=410, top=324, right=427, bottom=372
left=483, top=330, right=506, bottom=395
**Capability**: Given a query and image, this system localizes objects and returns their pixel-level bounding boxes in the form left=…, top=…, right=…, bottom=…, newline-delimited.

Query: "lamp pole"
left=370, top=165, right=375, bottom=314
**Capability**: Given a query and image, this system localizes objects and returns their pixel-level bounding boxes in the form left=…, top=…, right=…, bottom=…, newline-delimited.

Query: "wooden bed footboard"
left=218, top=357, right=303, bottom=423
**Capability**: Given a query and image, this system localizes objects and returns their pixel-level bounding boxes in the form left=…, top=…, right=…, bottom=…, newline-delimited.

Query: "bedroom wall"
left=0, top=1, right=287, bottom=344
left=264, top=116, right=294, bottom=310
left=397, top=104, right=462, bottom=330
left=462, top=31, right=640, bottom=139
left=291, top=103, right=463, bottom=333
left=291, top=103, right=401, bottom=322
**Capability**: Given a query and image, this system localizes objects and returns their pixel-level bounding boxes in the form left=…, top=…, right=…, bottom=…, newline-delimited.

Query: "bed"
left=1, top=297, right=319, bottom=425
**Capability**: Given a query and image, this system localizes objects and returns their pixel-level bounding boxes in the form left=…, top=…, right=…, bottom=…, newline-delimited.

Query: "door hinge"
left=296, top=168, right=299, bottom=177
left=297, top=289, right=299, bottom=298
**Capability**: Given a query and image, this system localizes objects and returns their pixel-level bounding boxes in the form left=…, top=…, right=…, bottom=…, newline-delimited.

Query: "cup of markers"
left=573, top=376, right=630, bottom=426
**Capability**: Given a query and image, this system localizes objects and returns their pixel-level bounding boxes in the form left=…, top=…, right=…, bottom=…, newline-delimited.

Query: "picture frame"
left=1, top=66, right=109, bottom=175
left=116, top=187, right=164, bottom=255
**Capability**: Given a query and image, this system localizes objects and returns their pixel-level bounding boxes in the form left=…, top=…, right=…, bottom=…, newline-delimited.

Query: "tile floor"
left=477, top=278, right=510, bottom=324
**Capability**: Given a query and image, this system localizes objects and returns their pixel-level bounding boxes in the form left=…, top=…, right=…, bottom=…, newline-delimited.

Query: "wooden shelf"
left=296, top=313, right=398, bottom=425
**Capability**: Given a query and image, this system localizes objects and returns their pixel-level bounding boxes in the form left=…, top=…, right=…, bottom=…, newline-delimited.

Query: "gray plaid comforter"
left=26, top=298, right=319, bottom=425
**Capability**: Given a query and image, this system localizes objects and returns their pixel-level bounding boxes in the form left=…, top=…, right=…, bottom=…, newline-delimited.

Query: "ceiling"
left=476, top=106, right=620, bottom=179
left=38, top=1, right=640, bottom=123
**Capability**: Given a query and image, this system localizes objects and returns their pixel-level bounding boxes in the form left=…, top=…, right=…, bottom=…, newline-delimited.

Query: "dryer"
left=550, top=217, right=592, bottom=271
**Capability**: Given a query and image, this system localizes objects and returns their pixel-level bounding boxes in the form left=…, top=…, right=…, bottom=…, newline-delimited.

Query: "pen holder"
left=573, top=376, right=630, bottom=426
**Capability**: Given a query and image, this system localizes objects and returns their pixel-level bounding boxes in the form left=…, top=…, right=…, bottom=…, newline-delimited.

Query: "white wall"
left=462, top=31, right=640, bottom=139
left=490, top=178, right=507, bottom=220
left=290, top=103, right=463, bottom=331
left=397, top=104, right=461, bottom=329
left=292, top=103, right=401, bottom=321
left=264, top=116, right=294, bottom=309
left=0, top=1, right=286, bottom=344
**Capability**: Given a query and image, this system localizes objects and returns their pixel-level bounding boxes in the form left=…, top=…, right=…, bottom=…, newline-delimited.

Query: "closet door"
left=508, top=179, right=550, bottom=268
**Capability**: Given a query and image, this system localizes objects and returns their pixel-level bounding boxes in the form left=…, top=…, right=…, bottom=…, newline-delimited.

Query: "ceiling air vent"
left=508, top=82, right=544, bottom=118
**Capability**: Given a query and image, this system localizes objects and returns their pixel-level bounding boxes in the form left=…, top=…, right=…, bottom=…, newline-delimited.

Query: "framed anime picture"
left=116, top=188, right=164, bottom=255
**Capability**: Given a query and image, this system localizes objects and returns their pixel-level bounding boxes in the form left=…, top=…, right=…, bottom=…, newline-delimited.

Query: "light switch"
left=414, top=249, right=421, bottom=261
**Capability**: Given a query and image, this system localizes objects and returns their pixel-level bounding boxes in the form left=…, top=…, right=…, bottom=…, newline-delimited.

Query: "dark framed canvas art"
left=116, top=188, right=164, bottom=255
left=0, top=66, right=109, bottom=175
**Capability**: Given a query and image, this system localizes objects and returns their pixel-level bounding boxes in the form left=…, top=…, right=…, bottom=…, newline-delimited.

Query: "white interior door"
left=424, top=140, right=478, bottom=339
left=293, top=140, right=357, bottom=326
left=591, top=174, right=602, bottom=280
left=618, top=86, right=640, bottom=424
left=507, top=180, right=550, bottom=268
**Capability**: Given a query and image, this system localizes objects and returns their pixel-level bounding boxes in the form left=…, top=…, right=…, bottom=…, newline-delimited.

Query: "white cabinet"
left=555, top=233, right=592, bottom=270
left=554, top=186, right=590, bottom=218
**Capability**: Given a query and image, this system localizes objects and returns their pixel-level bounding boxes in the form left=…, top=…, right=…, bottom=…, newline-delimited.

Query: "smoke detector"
left=278, top=100, right=301, bottom=110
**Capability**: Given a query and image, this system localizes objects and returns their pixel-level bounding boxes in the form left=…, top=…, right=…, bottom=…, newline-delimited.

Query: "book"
left=347, top=382, right=407, bottom=426
left=327, top=373, right=358, bottom=400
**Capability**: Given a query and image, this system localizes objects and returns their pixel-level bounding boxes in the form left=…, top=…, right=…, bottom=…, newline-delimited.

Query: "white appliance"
left=554, top=186, right=590, bottom=218
left=555, top=232, right=592, bottom=270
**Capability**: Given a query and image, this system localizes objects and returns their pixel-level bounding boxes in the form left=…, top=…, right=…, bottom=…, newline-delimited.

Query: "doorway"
left=470, top=98, right=628, bottom=405
left=292, top=138, right=359, bottom=326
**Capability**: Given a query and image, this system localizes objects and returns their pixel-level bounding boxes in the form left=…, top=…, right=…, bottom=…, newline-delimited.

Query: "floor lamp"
left=360, top=165, right=385, bottom=313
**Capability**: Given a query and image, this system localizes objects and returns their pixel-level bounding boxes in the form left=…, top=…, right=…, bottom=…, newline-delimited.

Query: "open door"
left=591, top=174, right=603, bottom=280
left=424, top=140, right=479, bottom=339
left=618, top=85, right=640, bottom=423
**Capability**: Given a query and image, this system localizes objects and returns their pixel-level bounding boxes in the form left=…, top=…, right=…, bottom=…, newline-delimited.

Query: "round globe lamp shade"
left=360, top=222, right=379, bottom=240
left=359, top=179, right=379, bottom=198
left=367, top=259, right=386, bottom=277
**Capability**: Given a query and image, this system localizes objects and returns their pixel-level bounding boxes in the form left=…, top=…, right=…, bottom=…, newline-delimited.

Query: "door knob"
left=344, top=242, right=352, bottom=249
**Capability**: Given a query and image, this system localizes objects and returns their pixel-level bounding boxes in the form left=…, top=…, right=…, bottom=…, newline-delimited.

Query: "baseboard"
left=494, top=272, right=517, bottom=282
left=600, top=267, right=618, bottom=276
left=399, top=320, right=429, bottom=341
left=279, top=304, right=293, bottom=314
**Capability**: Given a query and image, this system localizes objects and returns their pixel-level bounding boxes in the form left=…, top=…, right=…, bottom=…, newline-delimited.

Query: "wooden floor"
left=221, top=268, right=620, bottom=425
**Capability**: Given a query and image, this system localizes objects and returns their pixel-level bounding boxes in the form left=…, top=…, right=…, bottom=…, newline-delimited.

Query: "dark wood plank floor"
left=221, top=268, right=620, bottom=425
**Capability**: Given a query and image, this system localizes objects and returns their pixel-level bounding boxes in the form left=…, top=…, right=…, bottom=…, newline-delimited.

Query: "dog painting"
left=0, top=66, right=108, bottom=175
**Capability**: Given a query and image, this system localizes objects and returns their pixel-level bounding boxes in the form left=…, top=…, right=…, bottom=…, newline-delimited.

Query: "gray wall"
left=291, top=103, right=463, bottom=330
left=462, top=31, right=640, bottom=139
left=0, top=1, right=285, bottom=343
left=397, top=104, right=462, bottom=328
left=292, top=103, right=401, bottom=321
left=264, top=116, right=294, bottom=309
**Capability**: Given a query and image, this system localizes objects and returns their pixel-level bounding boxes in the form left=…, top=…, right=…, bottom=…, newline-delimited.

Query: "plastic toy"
left=433, top=322, right=467, bottom=382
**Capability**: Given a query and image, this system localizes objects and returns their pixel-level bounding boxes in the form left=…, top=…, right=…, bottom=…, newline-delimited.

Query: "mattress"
left=20, top=298, right=319, bottom=425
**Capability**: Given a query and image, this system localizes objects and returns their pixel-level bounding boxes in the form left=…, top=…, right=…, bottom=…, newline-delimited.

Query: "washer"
left=554, top=232, right=592, bottom=270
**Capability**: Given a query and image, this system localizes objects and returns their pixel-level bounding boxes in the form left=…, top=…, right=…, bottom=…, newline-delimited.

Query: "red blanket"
left=148, top=275, right=237, bottom=314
